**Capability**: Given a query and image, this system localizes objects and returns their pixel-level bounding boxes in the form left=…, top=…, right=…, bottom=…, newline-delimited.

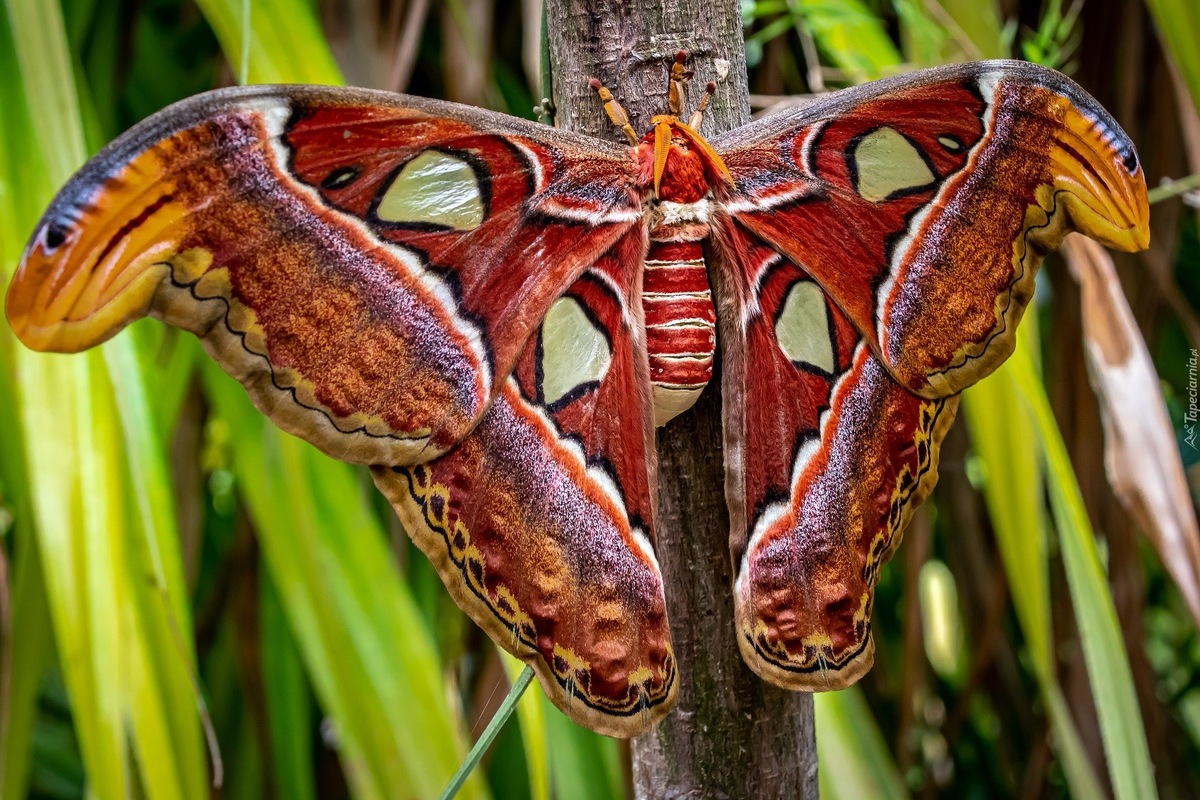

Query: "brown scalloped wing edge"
left=735, top=365, right=959, bottom=690
left=370, top=384, right=676, bottom=738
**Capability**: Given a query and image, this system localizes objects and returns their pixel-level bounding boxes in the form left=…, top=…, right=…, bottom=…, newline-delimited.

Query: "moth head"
left=641, top=116, right=734, bottom=200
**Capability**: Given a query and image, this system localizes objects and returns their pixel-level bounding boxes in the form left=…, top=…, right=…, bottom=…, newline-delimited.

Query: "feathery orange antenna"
left=652, top=117, right=673, bottom=195
left=590, top=78, right=639, bottom=145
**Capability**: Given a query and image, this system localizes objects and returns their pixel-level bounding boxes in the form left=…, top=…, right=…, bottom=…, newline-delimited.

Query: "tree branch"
left=543, top=2, right=819, bottom=797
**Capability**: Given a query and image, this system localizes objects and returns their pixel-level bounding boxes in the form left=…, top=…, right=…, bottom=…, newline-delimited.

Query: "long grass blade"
left=204, top=364, right=486, bottom=799
left=787, top=0, right=902, bottom=82
left=0, top=10, right=53, bottom=796
left=187, top=2, right=494, bottom=795
left=194, top=0, right=342, bottom=84
left=440, top=666, right=534, bottom=800
left=815, top=688, right=908, bottom=800
left=964, top=335, right=1107, bottom=800
left=5, top=2, right=210, bottom=797
left=105, top=339, right=209, bottom=797
left=499, top=651, right=550, bottom=800
left=260, top=573, right=317, bottom=800
left=1145, top=0, right=1200, bottom=112
left=542, top=692, right=622, bottom=800
left=5, top=2, right=126, bottom=797
left=1011, top=341, right=1159, bottom=800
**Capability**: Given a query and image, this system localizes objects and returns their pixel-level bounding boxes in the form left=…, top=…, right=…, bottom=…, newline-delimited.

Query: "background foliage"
left=1, top=0, right=1199, bottom=798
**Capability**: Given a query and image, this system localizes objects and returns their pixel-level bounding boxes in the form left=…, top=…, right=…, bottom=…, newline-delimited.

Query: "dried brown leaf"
left=1063, top=233, right=1200, bottom=628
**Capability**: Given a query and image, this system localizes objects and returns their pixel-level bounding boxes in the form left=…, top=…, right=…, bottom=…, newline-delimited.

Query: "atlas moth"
left=6, top=52, right=1148, bottom=737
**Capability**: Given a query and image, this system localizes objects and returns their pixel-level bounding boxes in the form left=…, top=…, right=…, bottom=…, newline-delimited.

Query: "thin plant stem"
left=438, top=665, right=535, bottom=800
left=1148, top=172, right=1200, bottom=204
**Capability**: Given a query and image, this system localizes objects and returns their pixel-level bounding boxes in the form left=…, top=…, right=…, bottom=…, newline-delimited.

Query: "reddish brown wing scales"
left=372, top=232, right=675, bottom=736
left=7, top=86, right=640, bottom=466
left=723, top=83, right=982, bottom=376
left=712, top=216, right=955, bottom=689
left=286, top=106, right=640, bottom=385
left=716, top=61, right=1148, bottom=399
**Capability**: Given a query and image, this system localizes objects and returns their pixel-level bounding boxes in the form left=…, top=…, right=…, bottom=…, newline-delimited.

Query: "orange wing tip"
left=7, top=226, right=185, bottom=354
left=6, top=140, right=189, bottom=353
left=6, top=266, right=164, bottom=353
left=1051, top=101, right=1151, bottom=253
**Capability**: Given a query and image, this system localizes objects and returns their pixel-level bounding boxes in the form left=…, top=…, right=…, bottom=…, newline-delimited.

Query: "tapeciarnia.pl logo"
left=1187, top=349, right=1199, bottom=451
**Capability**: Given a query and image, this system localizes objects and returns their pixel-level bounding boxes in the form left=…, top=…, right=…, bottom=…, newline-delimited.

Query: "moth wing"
left=7, top=85, right=642, bottom=465
left=713, top=59, right=1148, bottom=399
left=372, top=229, right=677, bottom=736
left=710, top=214, right=956, bottom=690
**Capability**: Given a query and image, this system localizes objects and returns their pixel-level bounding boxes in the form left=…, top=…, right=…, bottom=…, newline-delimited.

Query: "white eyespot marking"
left=540, top=297, right=611, bottom=406
left=852, top=127, right=935, bottom=203
left=937, top=135, right=964, bottom=153
left=775, top=280, right=835, bottom=373
left=377, top=151, right=485, bottom=229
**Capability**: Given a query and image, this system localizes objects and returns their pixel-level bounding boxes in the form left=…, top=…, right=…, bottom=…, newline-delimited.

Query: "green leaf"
left=0, top=520, right=53, bottom=800
left=194, top=0, right=342, bottom=85
left=203, top=364, right=486, bottom=800
left=963, top=328, right=1107, bottom=800
left=500, top=652, right=550, bottom=800
left=1010, top=340, right=1160, bottom=800
left=962, top=349, right=1051, bottom=677
left=0, top=10, right=53, bottom=795
left=3, top=3, right=208, bottom=797
left=261, top=573, right=317, bottom=800
left=1145, top=0, right=1200, bottom=113
left=440, top=665, right=534, bottom=800
left=815, top=688, right=908, bottom=800
left=788, top=0, right=902, bottom=81
left=187, top=3, right=492, bottom=795
left=106, top=337, right=209, bottom=799
left=541, top=693, right=621, bottom=800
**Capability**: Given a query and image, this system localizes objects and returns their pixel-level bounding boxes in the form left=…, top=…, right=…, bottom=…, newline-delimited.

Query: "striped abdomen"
left=643, top=238, right=716, bottom=426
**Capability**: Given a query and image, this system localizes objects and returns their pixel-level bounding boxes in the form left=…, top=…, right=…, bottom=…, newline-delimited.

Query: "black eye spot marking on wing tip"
left=1120, top=144, right=1139, bottom=174
left=321, top=166, right=360, bottom=190
left=1091, top=117, right=1139, bottom=174
left=44, top=221, right=69, bottom=251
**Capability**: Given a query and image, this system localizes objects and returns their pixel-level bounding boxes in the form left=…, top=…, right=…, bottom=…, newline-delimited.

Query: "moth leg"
left=589, top=78, right=639, bottom=145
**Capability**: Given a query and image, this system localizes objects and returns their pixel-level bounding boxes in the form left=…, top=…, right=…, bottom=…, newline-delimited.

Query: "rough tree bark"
left=542, top=2, right=820, bottom=798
